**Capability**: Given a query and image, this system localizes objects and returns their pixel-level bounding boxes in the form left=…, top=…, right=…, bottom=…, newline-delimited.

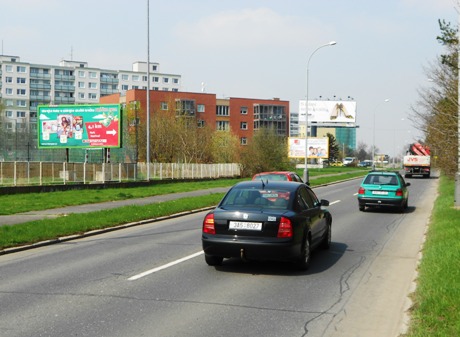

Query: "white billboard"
left=299, top=100, right=357, bottom=124
left=288, top=137, right=329, bottom=159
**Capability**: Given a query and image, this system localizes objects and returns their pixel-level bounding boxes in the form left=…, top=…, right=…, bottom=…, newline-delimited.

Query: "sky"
left=1, top=0, right=457, bottom=157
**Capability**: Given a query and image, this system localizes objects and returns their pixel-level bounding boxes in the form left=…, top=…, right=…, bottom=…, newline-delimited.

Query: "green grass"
left=404, top=176, right=460, bottom=337
left=0, top=179, right=246, bottom=215
left=0, top=172, right=366, bottom=251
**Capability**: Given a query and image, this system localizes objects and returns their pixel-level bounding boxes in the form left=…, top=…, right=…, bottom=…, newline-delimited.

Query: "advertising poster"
left=38, top=104, right=121, bottom=148
left=288, top=137, right=329, bottom=159
left=299, top=100, right=357, bottom=124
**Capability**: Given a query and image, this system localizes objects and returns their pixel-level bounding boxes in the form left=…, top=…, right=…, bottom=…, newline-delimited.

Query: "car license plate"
left=372, top=191, right=388, bottom=195
left=229, top=221, right=262, bottom=230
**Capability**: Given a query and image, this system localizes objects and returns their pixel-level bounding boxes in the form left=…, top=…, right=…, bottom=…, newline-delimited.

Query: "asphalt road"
left=0, top=176, right=437, bottom=337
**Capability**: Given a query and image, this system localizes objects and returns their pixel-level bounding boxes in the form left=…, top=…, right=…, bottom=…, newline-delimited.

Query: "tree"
left=326, top=133, right=340, bottom=161
left=210, top=131, right=240, bottom=163
left=410, top=19, right=458, bottom=177
left=356, top=141, right=370, bottom=161
left=240, top=127, right=289, bottom=177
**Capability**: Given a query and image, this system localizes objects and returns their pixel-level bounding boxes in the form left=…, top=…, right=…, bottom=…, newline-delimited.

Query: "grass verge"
left=0, top=171, right=366, bottom=251
left=404, top=176, right=460, bottom=336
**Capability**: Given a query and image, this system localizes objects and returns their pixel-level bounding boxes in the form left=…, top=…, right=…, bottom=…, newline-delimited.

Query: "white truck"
left=403, top=143, right=431, bottom=178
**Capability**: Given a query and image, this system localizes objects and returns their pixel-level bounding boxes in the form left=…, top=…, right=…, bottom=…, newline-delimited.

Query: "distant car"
left=252, top=171, right=303, bottom=183
left=202, top=180, right=332, bottom=270
left=358, top=160, right=372, bottom=167
left=330, top=160, right=344, bottom=167
left=342, top=157, right=356, bottom=166
left=357, top=171, right=410, bottom=212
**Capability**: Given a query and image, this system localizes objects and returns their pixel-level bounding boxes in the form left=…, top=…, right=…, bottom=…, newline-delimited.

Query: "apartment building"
left=0, top=55, right=181, bottom=133
left=101, top=89, right=290, bottom=146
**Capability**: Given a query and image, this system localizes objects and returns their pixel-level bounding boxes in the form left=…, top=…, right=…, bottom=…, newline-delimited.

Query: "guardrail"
left=0, top=162, right=241, bottom=186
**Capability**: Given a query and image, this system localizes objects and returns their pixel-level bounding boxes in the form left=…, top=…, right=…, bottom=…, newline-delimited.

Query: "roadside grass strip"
left=405, top=176, right=460, bottom=337
left=0, top=193, right=225, bottom=251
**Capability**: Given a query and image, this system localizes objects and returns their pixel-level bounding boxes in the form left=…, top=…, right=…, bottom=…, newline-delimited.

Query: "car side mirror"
left=406, top=182, right=411, bottom=187
left=320, top=199, right=329, bottom=207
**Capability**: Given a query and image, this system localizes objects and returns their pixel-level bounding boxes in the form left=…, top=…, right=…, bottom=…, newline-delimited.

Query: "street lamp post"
left=303, top=41, right=337, bottom=184
left=372, top=99, right=390, bottom=170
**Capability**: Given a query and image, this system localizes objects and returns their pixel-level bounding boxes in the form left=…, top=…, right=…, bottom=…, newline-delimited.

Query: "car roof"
left=254, top=171, right=296, bottom=175
left=366, top=171, right=399, bottom=176
left=233, top=180, right=304, bottom=191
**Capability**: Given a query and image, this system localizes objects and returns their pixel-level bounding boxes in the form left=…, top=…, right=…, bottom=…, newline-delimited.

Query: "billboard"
left=38, top=104, right=121, bottom=149
left=288, top=137, right=329, bottom=159
left=299, top=100, right=357, bottom=124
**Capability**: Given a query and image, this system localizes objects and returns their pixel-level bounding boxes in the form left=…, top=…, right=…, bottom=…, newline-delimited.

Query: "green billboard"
left=38, top=104, right=121, bottom=149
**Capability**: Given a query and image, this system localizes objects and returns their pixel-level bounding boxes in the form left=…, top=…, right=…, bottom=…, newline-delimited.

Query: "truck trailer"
left=403, top=143, right=431, bottom=178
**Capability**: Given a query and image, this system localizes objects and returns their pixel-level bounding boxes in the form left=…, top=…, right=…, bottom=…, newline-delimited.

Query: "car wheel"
left=295, top=236, right=311, bottom=271
left=321, top=221, right=331, bottom=250
left=205, top=254, right=223, bottom=266
left=359, top=205, right=365, bottom=211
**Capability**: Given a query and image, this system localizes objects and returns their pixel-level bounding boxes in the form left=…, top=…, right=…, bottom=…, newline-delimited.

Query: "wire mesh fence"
left=0, top=162, right=241, bottom=186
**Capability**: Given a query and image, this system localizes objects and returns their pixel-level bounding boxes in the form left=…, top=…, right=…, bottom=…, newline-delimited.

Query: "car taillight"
left=203, top=214, right=216, bottom=234
left=277, top=217, right=293, bottom=238
left=396, top=189, right=403, bottom=196
left=358, top=187, right=365, bottom=194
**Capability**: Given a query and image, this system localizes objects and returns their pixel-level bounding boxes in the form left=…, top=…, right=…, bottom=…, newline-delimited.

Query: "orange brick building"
left=101, top=89, right=289, bottom=145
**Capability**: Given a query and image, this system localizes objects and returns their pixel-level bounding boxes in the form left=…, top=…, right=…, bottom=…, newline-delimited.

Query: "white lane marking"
left=329, top=200, right=341, bottom=205
left=128, top=251, right=204, bottom=281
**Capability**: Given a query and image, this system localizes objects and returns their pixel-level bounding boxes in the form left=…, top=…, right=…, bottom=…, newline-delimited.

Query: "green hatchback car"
left=357, top=171, right=410, bottom=212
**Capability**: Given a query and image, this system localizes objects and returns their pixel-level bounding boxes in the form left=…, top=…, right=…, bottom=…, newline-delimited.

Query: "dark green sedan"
left=357, top=171, right=410, bottom=212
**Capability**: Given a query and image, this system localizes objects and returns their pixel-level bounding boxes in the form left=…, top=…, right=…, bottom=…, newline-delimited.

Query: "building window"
left=240, top=137, right=248, bottom=145
left=5, top=99, right=14, bottom=106
left=152, top=64, right=157, bottom=71
left=89, top=71, right=97, bottom=78
left=6, top=76, right=13, bottom=83
left=216, top=105, right=229, bottom=116
left=6, top=110, right=13, bottom=118
left=89, top=82, right=97, bottom=89
left=173, top=78, right=179, bottom=84
left=153, top=87, right=159, bottom=91
left=121, top=74, right=129, bottom=81
left=152, top=76, right=159, bottom=82
left=78, top=70, right=85, bottom=77
left=17, top=66, right=27, bottom=73
left=5, top=65, right=13, bottom=72
left=161, top=102, right=168, bottom=110
left=17, top=77, right=26, bottom=84
left=78, top=93, right=85, bottom=99
left=132, top=85, right=139, bottom=89
left=17, top=111, right=26, bottom=118
left=142, top=75, right=148, bottom=82
left=240, top=106, right=248, bottom=115
left=121, top=84, right=129, bottom=91
left=78, top=82, right=85, bottom=88
left=197, top=120, right=205, bottom=128
left=175, top=99, right=196, bottom=116
left=197, top=104, right=205, bottom=113
left=216, top=121, right=230, bottom=131
left=6, top=88, right=13, bottom=95
left=162, top=88, right=169, bottom=91
left=17, top=100, right=27, bottom=107
left=17, top=89, right=26, bottom=96
left=240, top=122, right=248, bottom=130
left=172, top=88, right=178, bottom=92
left=89, top=93, right=97, bottom=100
left=163, top=77, right=169, bottom=83
left=132, top=75, right=140, bottom=81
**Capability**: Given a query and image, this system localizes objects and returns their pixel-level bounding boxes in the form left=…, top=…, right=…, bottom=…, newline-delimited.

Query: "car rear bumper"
left=202, top=237, right=301, bottom=261
left=358, top=197, right=404, bottom=208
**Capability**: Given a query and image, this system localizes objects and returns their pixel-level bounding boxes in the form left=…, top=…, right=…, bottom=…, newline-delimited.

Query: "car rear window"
left=254, top=174, right=288, bottom=181
left=364, top=175, right=398, bottom=185
left=221, top=189, right=291, bottom=209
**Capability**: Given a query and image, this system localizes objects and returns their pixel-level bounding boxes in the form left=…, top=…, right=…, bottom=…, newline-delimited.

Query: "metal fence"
left=0, top=162, right=241, bottom=186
